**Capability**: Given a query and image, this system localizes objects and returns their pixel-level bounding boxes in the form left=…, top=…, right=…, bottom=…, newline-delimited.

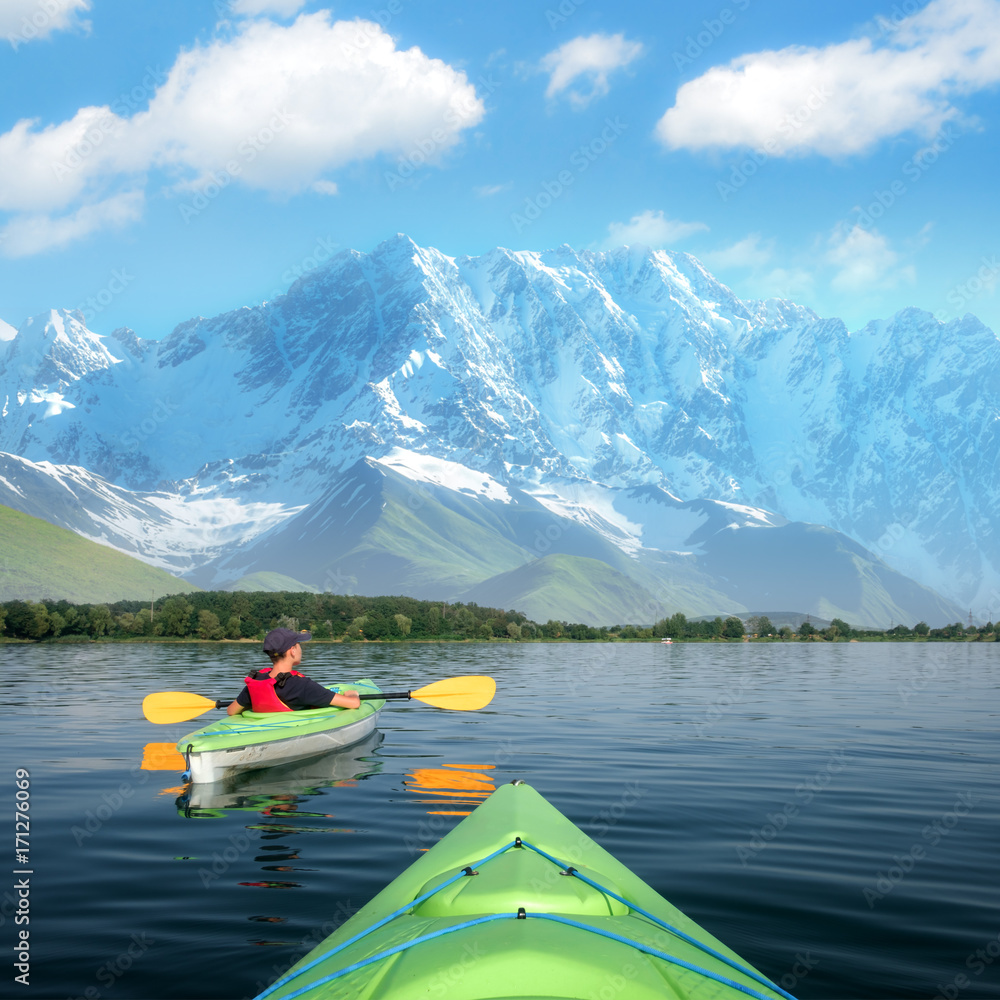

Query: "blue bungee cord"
left=520, top=839, right=798, bottom=1000
left=254, top=841, right=519, bottom=1000
left=254, top=837, right=799, bottom=1000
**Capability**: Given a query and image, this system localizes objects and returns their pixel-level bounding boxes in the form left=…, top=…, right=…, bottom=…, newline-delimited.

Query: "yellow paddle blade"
left=409, top=675, right=496, bottom=711
left=140, top=742, right=188, bottom=771
left=142, top=691, right=219, bottom=725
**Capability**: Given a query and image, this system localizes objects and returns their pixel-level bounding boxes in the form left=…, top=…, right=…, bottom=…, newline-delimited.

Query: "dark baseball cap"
left=263, top=628, right=312, bottom=655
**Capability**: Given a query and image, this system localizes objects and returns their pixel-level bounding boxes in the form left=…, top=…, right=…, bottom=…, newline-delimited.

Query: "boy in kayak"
left=226, top=628, right=362, bottom=715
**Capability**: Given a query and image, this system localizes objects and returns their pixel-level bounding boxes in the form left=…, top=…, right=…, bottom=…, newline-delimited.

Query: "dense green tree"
left=4, top=601, right=52, bottom=639
left=157, top=597, right=195, bottom=637
left=723, top=616, right=746, bottom=639
left=48, top=611, right=66, bottom=638
left=88, top=605, right=114, bottom=637
left=452, top=607, right=478, bottom=638
left=755, top=616, right=775, bottom=636
left=827, top=618, right=852, bottom=639
left=197, top=610, right=225, bottom=640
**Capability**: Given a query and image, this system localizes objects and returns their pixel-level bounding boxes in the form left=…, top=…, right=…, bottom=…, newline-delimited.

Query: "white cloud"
left=541, top=32, right=644, bottom=108
left=656, top=0, right=1000, bottom=157
left=827, top=224, right=915, bottom=291
left=0, top=12, right=485, bottom=253
left=701, top=234, right=773, bottom=271
left=475, top=182, right=512, bottom=197
left=606, top=209, right=707, bottom=247
left=0, top=106, right=127, bottom=212
left=0, top=191, right=144, bottom=257
left=2, top=0, right=90, bottom=48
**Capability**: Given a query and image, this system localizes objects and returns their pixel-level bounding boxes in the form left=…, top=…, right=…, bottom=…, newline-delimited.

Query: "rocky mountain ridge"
left=1, top=235, right=995, bottom=624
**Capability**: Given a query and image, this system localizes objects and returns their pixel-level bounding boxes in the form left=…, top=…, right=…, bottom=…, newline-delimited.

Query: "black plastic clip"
left=559, top=866, right=578, bottom=877
left=514, top=837, right=522, bottom=848
left=462, top=866, right=479, bottom=876
left=516, top=907, right=526, bottom=919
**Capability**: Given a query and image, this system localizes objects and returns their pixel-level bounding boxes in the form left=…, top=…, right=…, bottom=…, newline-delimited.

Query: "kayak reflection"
left=176, top=730, right=384, bottom=819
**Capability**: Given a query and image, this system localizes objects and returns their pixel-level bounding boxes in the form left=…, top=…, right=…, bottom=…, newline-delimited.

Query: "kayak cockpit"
left=414, top=848, right=630, bottom=917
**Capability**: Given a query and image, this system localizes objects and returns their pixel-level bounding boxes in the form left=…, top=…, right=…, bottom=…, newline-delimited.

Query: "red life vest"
left=244, top=668, right=304, bottom=713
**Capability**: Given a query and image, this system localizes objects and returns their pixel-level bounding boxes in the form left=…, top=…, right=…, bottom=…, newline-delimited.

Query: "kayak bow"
left=254, top=780, right=796, bottom=1000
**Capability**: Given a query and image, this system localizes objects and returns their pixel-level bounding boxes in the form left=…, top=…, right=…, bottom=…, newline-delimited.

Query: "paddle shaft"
left=210, top=692, right=411, bottom=707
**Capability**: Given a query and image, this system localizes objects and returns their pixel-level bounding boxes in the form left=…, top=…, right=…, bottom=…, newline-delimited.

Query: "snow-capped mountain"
left=1, top=235, right=995, bottom=625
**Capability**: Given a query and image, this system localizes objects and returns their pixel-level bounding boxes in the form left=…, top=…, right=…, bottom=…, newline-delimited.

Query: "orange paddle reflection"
left=141, top=742, right=186, bottom=771
left=404, top=764, right=496, bottom=816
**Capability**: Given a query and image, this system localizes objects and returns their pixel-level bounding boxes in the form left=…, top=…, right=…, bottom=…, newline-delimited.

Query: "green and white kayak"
left=177, top=679, right=385, bottom=784
left=255, top=780, right=796, bottom=1000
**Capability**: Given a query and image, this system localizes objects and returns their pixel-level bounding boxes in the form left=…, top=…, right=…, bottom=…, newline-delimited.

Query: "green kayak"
left=254, top=780, right=795, bottom=1000
left=177, top=679, right=385, bottom=783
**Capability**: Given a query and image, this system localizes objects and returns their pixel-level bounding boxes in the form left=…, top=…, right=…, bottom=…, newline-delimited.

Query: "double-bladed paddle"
left=142, top=675, right=496, bottom=725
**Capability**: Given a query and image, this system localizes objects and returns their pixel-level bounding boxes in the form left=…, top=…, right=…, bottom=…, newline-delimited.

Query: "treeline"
left=0, top=593, right=993, bottom=642
left=650, top=613, right=997, bottom=642
left=0, top=592, right=535, bottom=642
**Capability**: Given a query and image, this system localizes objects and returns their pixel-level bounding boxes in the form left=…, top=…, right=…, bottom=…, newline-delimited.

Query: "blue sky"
left=1, top=0, right=999, bottom=340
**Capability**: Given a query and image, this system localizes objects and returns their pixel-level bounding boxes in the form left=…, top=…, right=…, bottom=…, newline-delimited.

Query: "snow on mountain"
left=0, top=452, right=300, bottom=576
left=0, top=234, right=995, bottom=622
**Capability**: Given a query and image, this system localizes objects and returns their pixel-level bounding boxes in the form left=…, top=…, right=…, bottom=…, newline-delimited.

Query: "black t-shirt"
left=236, top=670, right=337, bottom=711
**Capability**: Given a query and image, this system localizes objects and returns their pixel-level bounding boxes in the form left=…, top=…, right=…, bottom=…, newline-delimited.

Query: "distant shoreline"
left=1, top=635, right=992, bottom=645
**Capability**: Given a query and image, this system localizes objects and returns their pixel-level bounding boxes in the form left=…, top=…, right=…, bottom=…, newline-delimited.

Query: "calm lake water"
left=2, top=641, right=998, bottom=1000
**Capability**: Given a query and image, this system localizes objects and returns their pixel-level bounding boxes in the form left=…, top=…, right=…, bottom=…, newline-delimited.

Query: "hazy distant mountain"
left=1, top=235, right=993, bottom=626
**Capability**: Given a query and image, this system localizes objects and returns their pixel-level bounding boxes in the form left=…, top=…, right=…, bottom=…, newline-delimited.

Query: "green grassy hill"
left=0, top=505, right=199, bottom=603
left=458, top=553, right=666, bottom=625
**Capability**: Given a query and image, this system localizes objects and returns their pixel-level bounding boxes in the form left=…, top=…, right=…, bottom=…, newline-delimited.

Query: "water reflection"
left=404, top=763, right=496, bottom=816
left=175, top=731, right=384, bottom=819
